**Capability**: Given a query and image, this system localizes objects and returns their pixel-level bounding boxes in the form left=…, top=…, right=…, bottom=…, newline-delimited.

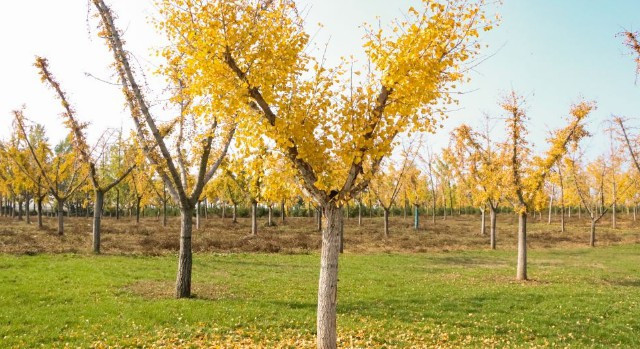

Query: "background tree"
left=501, top=92, right=593, bottom=281
left=34, top=57, right=135, bottom=253
left=14, top=111, right=87, bottom=235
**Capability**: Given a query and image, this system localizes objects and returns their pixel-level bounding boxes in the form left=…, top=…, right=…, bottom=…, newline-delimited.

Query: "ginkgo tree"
left=569, top=156, right=609, bottom=247
left=501, top=91, right=593, bottom=281
left=14, top=111, right=87, bottom=235
left=34, top=57, right=135, bottom=253
left=91, top=0, right=237, bottom=298
left=157, top=0, right=493, bottom=347
left=451, top=121, right=506, bottom=249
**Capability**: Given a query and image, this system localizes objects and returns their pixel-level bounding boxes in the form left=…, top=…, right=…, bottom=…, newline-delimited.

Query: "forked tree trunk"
left=176, top=208, right=194, bottom=298
left=490, top=206, right=497, bottom=250
left=317, top=204, right=342, bottom=349
left=383, top=208, right=390, bottom=237
left=251, top=200, right=258, bottom=235
left=516, top=212, right=527, bottom=281
left=93, top=191, right=104, bottom=254
left=413, top=204, right=419, bottom=230
left=589, top=218, right=596, bottom=247
left=57, top=198, right=65, bottom=235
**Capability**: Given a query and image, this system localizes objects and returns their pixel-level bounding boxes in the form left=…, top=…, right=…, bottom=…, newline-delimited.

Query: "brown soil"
left=0, top=212, right=639, bottom=255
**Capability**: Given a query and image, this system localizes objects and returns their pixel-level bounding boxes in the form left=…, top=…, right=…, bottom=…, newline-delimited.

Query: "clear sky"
left=1, top=0, right=639, bottom=158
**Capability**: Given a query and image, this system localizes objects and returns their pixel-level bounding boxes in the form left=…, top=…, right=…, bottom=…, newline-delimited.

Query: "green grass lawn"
left=1, top=245, right=639, bottom=348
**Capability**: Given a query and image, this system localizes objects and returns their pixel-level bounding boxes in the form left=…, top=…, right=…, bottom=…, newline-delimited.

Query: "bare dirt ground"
left=1, top=211, right=639, bottom=255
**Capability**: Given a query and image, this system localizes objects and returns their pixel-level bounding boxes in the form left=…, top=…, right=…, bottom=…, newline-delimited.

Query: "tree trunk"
left=57, top=198, right=65, bottom=235
left=196, top=200, right=201, bottom=230
left=136, top=197, right=141, bottom=224
left=36, top=198, right=43, bottom=229
left=163, top=199, right=168, bottom=227
left=232, top=203, right=238, bottom=223
left=547, top=195, right=553, bottom=224
left=578, top=204, right=581, bottom=219
left=383, top=208, right=390, bottom=238
left=317, top=208, right=323, bottom=232
left=490, top=206, right=497, bottom=250
left=176, top=208, right=194, bottom=298
left=93, top=191, right=105, bottom=254
left=516, top=212, right=527, bottom=281
left=403, top=200, right=407, bottom=220
left=612, top=202, right=617, bottom=229
left=357, top=202, right=362, bottom=226
left=251, top=200, right=258, bottom=235
left=560, top=205, right=565, bottom=233
left=281, top=199, right=286, bottom=223
left=413, top=204, right=419, bottom=230
left=116, top=189, right=120, bottom=220
left=316, top=204, right=342, bottom=349
left=634, top=205, right=637, bottom=222
left=480, top=207, right=486, bottom=236
left=346, top=202, right=350, bottom=220
left=268, top=204, right=273, bottom=226
left=222, top=203, right=226, bottom=219
left=18, top=200, right=23, bottom=221
left=589, top=218, right=596, bottom=247
left=25, top=197, right=31, bottom=224
left=432, top=198, right=436, bottom=224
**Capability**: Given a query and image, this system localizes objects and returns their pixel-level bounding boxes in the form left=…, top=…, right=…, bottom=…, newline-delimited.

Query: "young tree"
left=371, top=163, right=408, bottom=237
left=404, top=164, right=428, bottom=230
left=92, top=0, right=236, bottom=297
left=34, top=57, right=135, bottom=252
left=501, top=92, right=593, bottom=280
left=158, top=0, right=492, bottom=346
left=451, top=122, right=505, bottom=249
left=14, top=112, right=87, bottom=234
left=569, top=157, right=608, bottom=247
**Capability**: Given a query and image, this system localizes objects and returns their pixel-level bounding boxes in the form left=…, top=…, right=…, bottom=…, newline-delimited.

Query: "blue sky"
left=1, top=0, right=639, bottom=158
